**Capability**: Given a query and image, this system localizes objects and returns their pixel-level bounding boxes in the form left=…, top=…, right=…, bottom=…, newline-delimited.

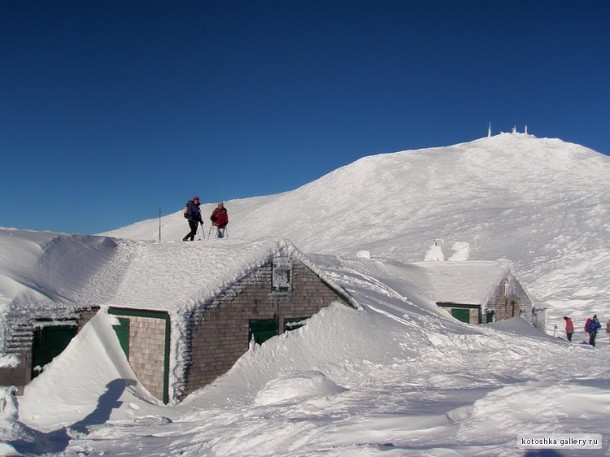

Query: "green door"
left=249, top=319, right=279, bottom=345
left=486, top=310, right=495, bottom=323
left=112, top=317, right=130, bottom=358
left=451, top=308, right=471, bottom=324
left=31, top=325, right=78, bottom=378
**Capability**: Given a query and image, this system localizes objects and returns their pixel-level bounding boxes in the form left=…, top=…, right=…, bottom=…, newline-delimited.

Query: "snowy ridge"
left=1, top=134, right=610, bottom=456
left=0, top=229, right=130, bottom=310
left=104, top=133, right=610, bottom=323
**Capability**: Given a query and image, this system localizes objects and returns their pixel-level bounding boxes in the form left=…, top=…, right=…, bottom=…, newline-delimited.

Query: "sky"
left=2, top=0, right=609, bottom=234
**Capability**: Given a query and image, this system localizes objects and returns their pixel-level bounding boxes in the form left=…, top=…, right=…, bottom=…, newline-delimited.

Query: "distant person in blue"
left=183, top=196, right=203, bottom=241
left=584, top=314, right=602, bottom=346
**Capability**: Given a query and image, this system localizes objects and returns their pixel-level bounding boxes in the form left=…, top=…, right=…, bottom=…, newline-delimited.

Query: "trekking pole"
left=208, top=224, right=213, bottom=239
left=200, top=221, right=205, bottom=240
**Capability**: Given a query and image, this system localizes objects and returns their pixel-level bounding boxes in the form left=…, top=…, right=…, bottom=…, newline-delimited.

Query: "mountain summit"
left=105, top=133, right=610, bottom=320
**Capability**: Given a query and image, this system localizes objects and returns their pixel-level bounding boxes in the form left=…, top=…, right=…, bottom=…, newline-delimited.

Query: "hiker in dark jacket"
left=183, top=196, right=203, bottom=241
left=585, top=314, right=602, bottom=346
left=210, top=202, right=229, bottom=238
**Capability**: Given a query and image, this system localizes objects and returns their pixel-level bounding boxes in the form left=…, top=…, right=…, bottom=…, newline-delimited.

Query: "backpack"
left=184, top=200, right=193, bottom=219
left=584, top=318, right=592, bottom=332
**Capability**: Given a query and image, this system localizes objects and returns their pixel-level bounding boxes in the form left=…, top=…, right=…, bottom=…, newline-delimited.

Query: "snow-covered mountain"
left=3, top=132, right=610, bottom=457
left=105, top=133, right=610, bottom=322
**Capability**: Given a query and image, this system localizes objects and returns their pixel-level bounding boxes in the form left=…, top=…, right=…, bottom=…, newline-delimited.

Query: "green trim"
left=437, top=302, right=480, bottom=309
left=108, top=307, right=171, bottom=404
left=108, top=307, right=169, bottom=320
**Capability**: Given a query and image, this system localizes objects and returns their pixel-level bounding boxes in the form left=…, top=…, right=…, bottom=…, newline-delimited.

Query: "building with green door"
left=102, top=238, right=358, bottom=404
left=402, top=260, right=534, bottom=324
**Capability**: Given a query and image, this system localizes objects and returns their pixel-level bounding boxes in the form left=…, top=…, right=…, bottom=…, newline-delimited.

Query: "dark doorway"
left=31, top=325, right=77, bottom=378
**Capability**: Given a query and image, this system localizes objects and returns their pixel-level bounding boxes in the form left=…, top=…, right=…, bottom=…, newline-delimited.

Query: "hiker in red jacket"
left=210, top=202, right=229, bottom=238
left=563, top=316, right=574, bottom=341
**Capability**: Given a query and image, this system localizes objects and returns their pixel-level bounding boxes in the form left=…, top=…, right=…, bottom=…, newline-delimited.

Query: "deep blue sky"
left=2, top=1, right=609, bottom=234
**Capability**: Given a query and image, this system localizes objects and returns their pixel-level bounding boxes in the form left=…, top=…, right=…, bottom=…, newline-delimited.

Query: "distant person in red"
left=210, top=202, right=229, bottom=238
left=563, top=316, right=574, bottom=341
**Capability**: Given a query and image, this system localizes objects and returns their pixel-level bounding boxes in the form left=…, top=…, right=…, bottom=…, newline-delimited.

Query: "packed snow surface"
left=1, top=133, right=609, bottom=456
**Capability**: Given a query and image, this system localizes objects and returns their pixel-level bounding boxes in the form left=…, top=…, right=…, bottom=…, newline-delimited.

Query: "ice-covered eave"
left=193, top=239, right=360, bottom=315
left=478, top=262, right=535, bottom=310
left=105, top=237, right=359, bottom=320
left=287, top=246, right=360, bottom=310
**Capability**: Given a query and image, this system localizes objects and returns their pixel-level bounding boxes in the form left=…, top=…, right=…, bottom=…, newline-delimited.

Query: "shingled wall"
left=487, top=278, right=532, bottom=321
left=180, top=258, right=351, bottom=400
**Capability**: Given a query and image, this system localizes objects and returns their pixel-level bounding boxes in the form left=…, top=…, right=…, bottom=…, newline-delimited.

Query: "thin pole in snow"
left=158, top=207, right=162, bottom=242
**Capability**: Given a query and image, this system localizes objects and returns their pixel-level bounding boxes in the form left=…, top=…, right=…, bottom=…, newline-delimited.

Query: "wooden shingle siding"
left=127, top=315, right=167, bottom=401
left=108, top=308, right=170, bottom=404
left=486, top=279, right=531, bottom=321
left=181, top=259, right=350, bottom=399
left=1, top=307, right=99, bottom=393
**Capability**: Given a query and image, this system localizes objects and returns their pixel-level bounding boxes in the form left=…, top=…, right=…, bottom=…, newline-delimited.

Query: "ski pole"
left=200, top=221, right=205, bottom=240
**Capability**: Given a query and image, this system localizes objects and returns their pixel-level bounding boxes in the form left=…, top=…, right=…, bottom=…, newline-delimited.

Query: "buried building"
left=0, top=230, right=357, bottom=404
left=103, top=238, right=358, bottom=403
left=404, top=260, right=534, bottom=325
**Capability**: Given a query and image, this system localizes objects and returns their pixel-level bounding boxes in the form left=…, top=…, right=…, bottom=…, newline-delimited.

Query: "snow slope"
left=1, top=133, right=609, bottom=456
left=105, top=133, right=610, bottom=324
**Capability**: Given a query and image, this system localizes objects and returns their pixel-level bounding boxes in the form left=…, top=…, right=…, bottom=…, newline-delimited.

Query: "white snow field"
left=1, top=133, right=609, bottom=456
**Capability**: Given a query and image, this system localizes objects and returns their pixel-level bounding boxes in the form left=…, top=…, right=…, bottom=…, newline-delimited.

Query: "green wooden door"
left=32, top=325, right=78, bottom=378
left=112, top=318, right=130, bottom=358
left=249, top=319, right=278, bottom=345
left=486, top=310, right=495, bottom=323
left=451, top=308, right=471, bottom=324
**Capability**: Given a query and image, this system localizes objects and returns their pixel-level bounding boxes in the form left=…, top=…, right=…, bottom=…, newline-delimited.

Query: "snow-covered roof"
left=0, top=229, right=126, bottom=314
left=103, top=237, right=356, bottom=314
left=0, top=229, right=356, bottom=320
left=399, top=260, right=514, bottom=305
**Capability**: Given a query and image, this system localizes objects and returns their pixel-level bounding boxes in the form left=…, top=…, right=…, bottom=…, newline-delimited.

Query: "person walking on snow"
left=585, top=314, right=602, bottom=346
left=563, top=316, right=574, bottom=341
left=210, top=202, right=229, bottom=238
left=183, top=196, right=203, bottom=241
